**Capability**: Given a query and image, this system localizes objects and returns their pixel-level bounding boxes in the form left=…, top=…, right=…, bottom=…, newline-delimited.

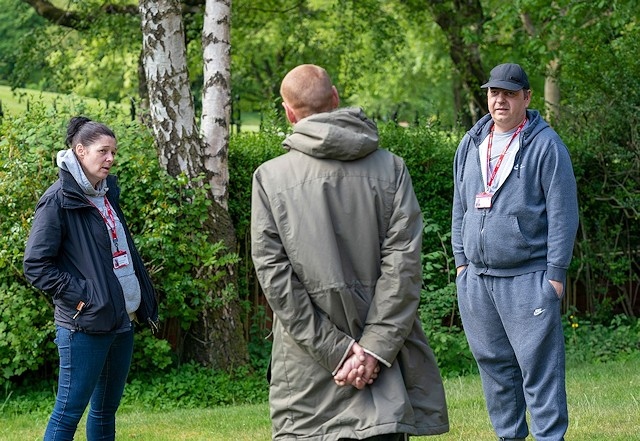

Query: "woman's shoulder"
left=38, top=179, right=64, bottom=204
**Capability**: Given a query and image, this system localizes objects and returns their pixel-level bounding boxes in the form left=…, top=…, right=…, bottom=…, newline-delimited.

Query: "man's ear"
left=283, top=102, right=298, bottom=124
left=331, top=86, right=340, bottom=109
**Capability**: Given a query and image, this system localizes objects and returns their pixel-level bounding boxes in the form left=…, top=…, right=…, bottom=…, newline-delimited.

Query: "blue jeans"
left=44, top=325, right=134, bottom=441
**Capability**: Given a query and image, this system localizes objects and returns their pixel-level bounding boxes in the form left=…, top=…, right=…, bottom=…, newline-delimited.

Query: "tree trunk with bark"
left=425, top=0, right=488, bottom=127
left=544, top=58, right=561, bottom=123
left=520, top=12, right=561, bottom=124
left=139, top=0, right=248, bottom=370
left=201, top=0, right=232, bottom=209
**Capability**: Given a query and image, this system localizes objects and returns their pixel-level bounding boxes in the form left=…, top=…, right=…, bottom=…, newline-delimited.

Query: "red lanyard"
left=89, top=197, right=120, bottom=251
left=486, top=117, right=527, bottom=190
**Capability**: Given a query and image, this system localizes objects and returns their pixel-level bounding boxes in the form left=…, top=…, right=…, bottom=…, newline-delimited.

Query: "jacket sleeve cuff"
left=454, top=253, right=469, bottom=268
left=331, top=339, right=355, bottom=376
left=547, top=266, right=567, bottom=285
left=363, top=348, right=392, bottom=368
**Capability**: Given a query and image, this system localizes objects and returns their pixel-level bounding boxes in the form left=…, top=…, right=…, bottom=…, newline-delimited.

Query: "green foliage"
left=0, top=283, right=55, bottom=385
left=230, top=1, right=456, bottom=122
left=556, top=1, right=640, bottom=317
left=246, top=305, right=274, bottom=372
left=0, top=363, right=269, bottom=416
left=228, top=131, right=284, bottom=348
left=0, top=104, right=66, bottom=385
left=419, top=219, right=476, bottom=378
left=564, top=311, right=640, bottom=365
left=0, top=103, right=240, bottom=382
left=228, top=131, right=286, bottom=246
left=2, top=94, right=640, bottom=385
left=380, top=120, right=460, bottom=256
left=123, top=363, right=268, bottom=410
left=0, top=0, right=49, bottom=87
left=7, top=0, right=140, bottom=101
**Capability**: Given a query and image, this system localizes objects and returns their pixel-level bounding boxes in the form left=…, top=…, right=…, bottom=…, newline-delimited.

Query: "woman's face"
left=76, top=135, right=117, bottom=187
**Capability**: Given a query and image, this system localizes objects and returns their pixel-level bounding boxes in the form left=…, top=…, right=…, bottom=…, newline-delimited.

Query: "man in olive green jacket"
left=251, top=64, right=449, bottom=441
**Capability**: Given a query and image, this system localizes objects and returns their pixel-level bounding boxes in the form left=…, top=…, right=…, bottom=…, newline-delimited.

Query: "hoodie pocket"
left=463, top=212, right=532, bottom=268
left=483, top=214, right=532, bottom=268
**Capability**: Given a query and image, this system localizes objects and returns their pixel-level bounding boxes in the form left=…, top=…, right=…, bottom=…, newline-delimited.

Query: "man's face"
left=487, top=87, right=531, bottom=132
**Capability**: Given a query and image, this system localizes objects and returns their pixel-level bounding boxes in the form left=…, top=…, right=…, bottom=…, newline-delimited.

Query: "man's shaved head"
left=280, top=64, right=339, bottom=122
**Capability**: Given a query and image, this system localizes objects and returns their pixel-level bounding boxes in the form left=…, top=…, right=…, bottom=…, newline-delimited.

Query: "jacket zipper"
left=479, top=209, right=489, bottom=273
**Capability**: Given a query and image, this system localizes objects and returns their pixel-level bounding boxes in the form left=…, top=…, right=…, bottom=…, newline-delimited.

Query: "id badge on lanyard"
left=91, top=197, right=131, bottom=269
left=476, top=117, right=526, bottom=210
left=113, top=250, right=130, bottom=269
left=475, top=191, right=494, bottom=208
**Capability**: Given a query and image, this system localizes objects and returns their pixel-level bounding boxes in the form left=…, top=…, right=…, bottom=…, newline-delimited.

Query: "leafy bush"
left=419, top=219, right=476, bottom=378
left=2, top=99, right=639, bottom=387
left=122, top=363, right=268, bottom=410
left=0, top=363, right=269, bottom=415
left=557, top=11, right=640, bottom=318
left=380, top=121, right=460, bottom=249
left=564, top=311, right=640, bottom=365
left=0, top=105, right=67, bottom=386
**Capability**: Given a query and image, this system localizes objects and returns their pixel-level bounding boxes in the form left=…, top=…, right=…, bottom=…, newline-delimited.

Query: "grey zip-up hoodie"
left=451, top=109, right=579, bottom=284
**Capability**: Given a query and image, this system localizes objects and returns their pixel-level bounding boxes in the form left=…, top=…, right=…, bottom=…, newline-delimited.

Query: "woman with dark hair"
left=24, top=116, right=159, bottom=441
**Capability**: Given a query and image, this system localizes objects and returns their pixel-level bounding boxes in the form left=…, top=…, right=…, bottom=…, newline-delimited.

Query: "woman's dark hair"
left=65, top=116, right=116, bottom=149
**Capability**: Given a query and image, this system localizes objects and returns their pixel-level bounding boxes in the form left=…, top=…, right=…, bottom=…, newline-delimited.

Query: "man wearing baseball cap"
left=451, top=63, right=579, bottom=441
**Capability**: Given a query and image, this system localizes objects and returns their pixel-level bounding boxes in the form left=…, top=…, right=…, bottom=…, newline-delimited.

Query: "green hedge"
left=1, top=104, right=638, bottom=388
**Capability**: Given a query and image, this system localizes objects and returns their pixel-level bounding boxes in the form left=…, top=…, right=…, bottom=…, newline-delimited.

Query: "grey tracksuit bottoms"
left=457, top=269, right=568, bottom=441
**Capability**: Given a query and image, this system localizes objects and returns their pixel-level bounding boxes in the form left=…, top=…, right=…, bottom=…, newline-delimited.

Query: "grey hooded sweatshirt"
left=452, top=109, right=579, bottom=283
left=251, top=107, right=449, bottom=440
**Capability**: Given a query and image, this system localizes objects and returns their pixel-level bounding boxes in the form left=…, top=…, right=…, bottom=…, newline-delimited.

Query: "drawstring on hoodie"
left=459, top=141, right=470, bottom=182
left=459, top=112, right=535, bottom=183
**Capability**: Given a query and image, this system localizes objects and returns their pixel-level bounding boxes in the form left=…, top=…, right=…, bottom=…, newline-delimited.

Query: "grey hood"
left=283, top=107, right=379, bottom=160
left=56, top=148, right=108, bottom=197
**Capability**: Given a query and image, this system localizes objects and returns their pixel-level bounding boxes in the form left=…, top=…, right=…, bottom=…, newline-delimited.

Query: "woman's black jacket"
left=23, top=169, right=159, bottom=334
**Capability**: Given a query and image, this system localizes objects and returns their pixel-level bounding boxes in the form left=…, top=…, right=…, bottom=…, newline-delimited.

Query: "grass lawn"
left=0, top=84, right=261, bottom=131
left=1, top=357, right=638, bottom=440
left=0, top=85, right=126, bottom=117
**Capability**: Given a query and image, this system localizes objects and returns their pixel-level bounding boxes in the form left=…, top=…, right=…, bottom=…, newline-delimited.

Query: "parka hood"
left=282, top=107, right=379, bottom=161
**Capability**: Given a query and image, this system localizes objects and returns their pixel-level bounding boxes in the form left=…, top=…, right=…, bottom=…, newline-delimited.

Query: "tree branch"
left=20, top=0, right=138, bottom=30
left=21, top=0, right=83, bottom=29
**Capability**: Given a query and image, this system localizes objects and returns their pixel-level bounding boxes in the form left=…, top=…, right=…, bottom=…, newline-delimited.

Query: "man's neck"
left=493, top=115, right=527, bottom=134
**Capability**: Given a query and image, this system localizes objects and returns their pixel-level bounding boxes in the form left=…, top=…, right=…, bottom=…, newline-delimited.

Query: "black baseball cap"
left=481, top=63, right=530, bottom=91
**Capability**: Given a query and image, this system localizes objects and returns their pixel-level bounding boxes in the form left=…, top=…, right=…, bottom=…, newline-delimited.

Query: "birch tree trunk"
left=201, top=0, right=232, bottom=209
left=139, top=0, right=202, bottom=179
left=544, top=58, right=561, bottom=123
left=139, top=0, right=248, bottom=370
left=520, top=12, right=561, bottom=124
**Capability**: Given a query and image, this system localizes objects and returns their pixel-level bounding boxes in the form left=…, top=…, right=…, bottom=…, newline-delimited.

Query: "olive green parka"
left=251, top=108, right=449, bottom=440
